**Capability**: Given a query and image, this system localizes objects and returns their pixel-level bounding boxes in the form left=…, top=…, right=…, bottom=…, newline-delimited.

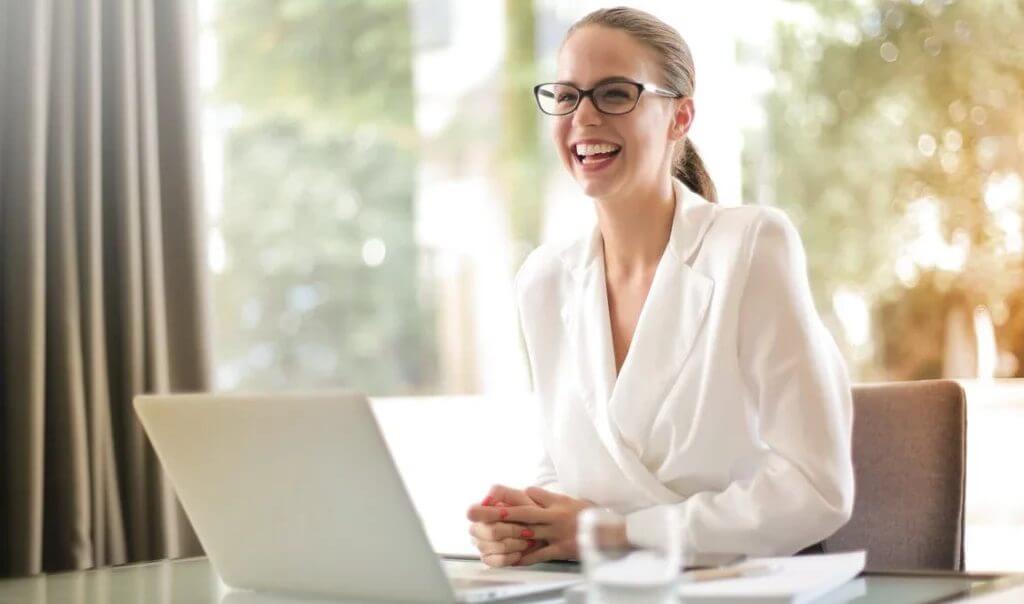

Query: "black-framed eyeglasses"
left=533, top=80, right=682, bottom=116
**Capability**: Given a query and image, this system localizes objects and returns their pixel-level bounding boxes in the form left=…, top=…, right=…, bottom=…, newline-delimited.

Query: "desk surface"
left=0, top=556, right=1020, bottom=604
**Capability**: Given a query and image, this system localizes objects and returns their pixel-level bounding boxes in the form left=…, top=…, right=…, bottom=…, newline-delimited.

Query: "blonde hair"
left=565, top=7, right=718, bottom=203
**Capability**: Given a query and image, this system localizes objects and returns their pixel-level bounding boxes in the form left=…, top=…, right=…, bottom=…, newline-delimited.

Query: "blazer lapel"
left=559, top=179, right=718, bottom=503
left=611, top=180, right=718, bottom=458
left=561, top=228, right=616, bottom=427
left=609, top=257, right=714, bottom=456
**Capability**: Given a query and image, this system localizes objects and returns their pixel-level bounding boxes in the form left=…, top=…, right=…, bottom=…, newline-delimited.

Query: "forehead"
left=557, top=25, right=659, bottom=86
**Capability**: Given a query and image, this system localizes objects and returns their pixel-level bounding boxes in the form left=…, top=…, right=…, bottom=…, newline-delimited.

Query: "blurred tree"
left=210, top=0, right=436, bottom=393
left=502, top=0, right=544, bottom=260
left=747, top=0, right=1024, bottom=380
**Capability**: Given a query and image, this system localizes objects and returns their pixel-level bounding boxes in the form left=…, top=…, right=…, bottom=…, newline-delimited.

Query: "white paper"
left=676, top=551, right=866, bottom=604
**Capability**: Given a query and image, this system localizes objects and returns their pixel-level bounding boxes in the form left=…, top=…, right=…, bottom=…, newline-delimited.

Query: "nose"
left=572, top=95, right=602, bottom=127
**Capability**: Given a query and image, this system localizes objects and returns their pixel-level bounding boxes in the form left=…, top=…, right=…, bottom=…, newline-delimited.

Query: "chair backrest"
left=823, top=380, right=966, bottom=571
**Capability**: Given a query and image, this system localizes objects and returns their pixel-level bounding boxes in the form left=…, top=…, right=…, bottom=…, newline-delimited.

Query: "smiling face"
left=553, top=25, right=691, bottom=202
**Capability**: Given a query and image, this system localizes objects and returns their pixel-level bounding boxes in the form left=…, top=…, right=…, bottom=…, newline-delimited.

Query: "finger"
left=525, top=486, right=564, bottom=509
left=482, top=552, right=522, bottom=568
left=467, top=504, right=505, bottom=523
left=468, top=504, right=517, bottom=522
left=469, top=521, right=530, bottom=541
left=521, top=538, right=547, bottom=557
left=471, top=536, right=492, bottom=556
left=474, top=538, right=532, bottom=555
left=468, top=504, right=550, bottom=524
left=483, top=484, right=533, bottom=507
left=501, top=505, right=554, bottom=525
left=519, top=543, right=561, bottom=566
left=472, top=538, right=501, bottom=556
left=517, top=525, right=554, bottom=541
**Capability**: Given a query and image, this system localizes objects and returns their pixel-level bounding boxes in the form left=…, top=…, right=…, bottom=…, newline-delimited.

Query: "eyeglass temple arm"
left=642, top=83, right=682, bottom=98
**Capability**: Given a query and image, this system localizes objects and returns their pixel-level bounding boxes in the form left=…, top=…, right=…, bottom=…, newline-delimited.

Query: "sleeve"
left=514, top=261, right=566, bottom=496
left=625, top=208, right=855, bottom=556
left=534, top=441, right=565, bottom=495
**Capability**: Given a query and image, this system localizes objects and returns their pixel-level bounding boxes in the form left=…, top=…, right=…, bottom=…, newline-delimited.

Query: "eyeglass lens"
left=536, top=82, right=640, bottom=115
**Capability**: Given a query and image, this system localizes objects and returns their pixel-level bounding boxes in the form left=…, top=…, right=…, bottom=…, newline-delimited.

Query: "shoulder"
left=514, top=239, right=579, bottom=297
left=513, top=240, right=580, bottom=332
left=711, top=204, right=795, bottom=238
left=707, top=204, right=803, bottom=261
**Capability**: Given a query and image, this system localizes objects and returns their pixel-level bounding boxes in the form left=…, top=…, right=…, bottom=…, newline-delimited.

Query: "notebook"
left=675, top=550, right=865, bottom=604
left=564, top=551, right=865, bottom=604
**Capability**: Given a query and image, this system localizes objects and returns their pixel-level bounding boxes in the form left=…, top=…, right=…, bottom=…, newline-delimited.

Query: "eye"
left=595, top=84, right=638, bottom=107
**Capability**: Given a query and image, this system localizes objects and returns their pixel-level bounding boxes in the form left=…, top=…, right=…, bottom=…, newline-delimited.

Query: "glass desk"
left=0, top=556, right=1021, bottom=604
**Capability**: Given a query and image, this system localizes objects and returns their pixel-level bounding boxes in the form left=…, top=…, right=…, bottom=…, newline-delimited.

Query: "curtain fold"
left=0, top=0, right=210, bottom=577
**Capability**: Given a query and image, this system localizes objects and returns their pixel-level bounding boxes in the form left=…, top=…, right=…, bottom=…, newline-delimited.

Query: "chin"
left=574, top=173, right=623, bottom=200
left=576, top=179, right=611, bottom=199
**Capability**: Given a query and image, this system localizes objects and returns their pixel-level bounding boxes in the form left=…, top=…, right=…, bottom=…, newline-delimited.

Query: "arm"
left=514, top=262, right=566, bottom=495
left=625, top=208, right=855, bottom=556
left=461, top=260, right=565, bottom=568
left=534, top=443, right=565, bottom=494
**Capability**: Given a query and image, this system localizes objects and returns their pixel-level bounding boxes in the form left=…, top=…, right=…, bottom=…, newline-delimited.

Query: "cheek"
left=624, top=115, right=668, bottom=164
left=552, top=120, right=572, bottom=162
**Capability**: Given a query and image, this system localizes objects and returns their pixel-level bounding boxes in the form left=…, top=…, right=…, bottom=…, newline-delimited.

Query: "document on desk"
left=677, top=550, right=866, bottom=604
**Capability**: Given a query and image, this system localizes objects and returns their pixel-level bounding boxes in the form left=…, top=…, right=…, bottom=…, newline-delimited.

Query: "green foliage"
left=210, top=0, right=435, bottom=393
left=749, top=0, right=1024, bottom=379
left=502, top=0, right=544, bottom=260
left=215, top=0, right=416, bottom=137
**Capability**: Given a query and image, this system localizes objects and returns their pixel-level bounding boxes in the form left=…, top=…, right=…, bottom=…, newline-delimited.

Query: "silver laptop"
left=134, top=391, right=580, bottom=602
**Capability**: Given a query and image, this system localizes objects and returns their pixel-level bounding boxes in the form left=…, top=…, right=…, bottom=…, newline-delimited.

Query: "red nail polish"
left=527, top=539, right=536, bottom=548
left=481, top=496, right=493, bottom=506
left=499, top=508, right=509, bottom=520
left=521, top=528, right=534, bottom=539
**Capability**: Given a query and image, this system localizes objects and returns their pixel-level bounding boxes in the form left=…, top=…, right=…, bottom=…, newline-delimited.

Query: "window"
left=199, top=0, right=1024, bottom=569
left=202, top=0, right=436, bottom=394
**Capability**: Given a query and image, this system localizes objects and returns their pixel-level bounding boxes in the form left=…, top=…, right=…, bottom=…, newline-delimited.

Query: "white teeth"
left=575, top=143, right=621, bottom=156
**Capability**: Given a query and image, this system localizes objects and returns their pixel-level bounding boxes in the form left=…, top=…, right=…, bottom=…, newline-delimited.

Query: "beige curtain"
left=0, top=0, right=210, bottom=577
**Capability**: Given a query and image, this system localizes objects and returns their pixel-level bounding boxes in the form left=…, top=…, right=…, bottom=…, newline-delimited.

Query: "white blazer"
left=515, top=178, right=854, bottom=556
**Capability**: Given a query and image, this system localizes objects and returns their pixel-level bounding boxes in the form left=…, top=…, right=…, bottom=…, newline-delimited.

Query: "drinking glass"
left=577, top=507, right=683, bottom=604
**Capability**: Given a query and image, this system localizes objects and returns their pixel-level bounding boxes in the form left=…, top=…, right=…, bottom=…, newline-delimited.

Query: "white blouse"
left=515, top=178, right=854, bottom=556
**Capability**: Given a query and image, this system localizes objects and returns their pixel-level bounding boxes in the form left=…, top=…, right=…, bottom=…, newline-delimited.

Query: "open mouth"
left=573, top=142, right=622, bottom=166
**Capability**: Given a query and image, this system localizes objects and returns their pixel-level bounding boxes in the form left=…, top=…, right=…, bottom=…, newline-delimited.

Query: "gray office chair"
left=822, top=380, right=967, bottom=571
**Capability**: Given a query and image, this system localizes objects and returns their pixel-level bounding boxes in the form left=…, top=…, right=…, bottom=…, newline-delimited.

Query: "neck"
left=595, top=177, right=676, bottom=276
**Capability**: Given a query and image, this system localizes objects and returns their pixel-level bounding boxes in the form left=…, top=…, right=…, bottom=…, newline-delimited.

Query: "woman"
left=466, top=7, right=853, bottom=567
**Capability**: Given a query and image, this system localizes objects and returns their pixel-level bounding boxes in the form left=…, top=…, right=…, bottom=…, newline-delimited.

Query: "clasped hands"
left=465, top=484, right=594, bottom=567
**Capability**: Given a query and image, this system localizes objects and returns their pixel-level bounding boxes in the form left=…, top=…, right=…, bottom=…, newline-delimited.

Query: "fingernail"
left=520, top=528, right=534, bottom=539
left=527, top=539, right=536, bottom=548
left=499, top=508, right=509, bottom=520
left=481, top=496, right=493, bottom=506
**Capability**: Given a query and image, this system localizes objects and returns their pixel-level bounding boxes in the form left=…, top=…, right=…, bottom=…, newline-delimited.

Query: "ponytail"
left=673, top=138, right=718, bottom=203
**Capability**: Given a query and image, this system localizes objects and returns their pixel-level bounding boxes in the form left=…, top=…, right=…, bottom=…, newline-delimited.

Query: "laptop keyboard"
left=450, top=578, right=520, bottom=589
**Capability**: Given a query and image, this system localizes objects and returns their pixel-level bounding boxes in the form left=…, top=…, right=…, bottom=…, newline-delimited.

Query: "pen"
left=680, top=563, right=779, bottom=583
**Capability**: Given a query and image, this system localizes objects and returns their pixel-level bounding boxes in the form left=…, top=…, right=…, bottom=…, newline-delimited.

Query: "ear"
left=669, top=97, right=694, bottom=142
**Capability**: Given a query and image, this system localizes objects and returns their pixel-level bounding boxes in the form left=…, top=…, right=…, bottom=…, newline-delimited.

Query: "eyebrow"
left=553, top=76, right=637, bottom=87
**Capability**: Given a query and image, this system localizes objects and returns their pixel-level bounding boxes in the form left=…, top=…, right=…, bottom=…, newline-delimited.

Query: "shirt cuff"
left=625, top=504, right=679, bottom=550
left=535, top=481, right=565, bottom=495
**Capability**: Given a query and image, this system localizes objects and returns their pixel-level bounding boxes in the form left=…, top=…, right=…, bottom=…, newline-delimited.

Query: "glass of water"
left=577, top=507, right=683, bottom=604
